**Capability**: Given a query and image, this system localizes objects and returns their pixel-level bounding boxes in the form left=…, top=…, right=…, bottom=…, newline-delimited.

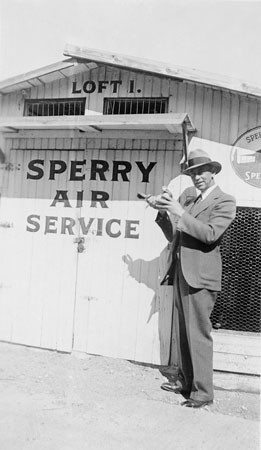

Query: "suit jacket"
left=156, top=185, right=236, bottom=291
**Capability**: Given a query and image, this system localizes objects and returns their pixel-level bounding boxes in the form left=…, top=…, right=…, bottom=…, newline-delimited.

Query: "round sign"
left=231, top=126, right=261, bottom=188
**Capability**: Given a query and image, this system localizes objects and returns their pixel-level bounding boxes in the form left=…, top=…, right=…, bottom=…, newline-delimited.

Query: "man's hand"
left=155, top=193, right=185, bottom=217
left=146, top=194, right=163, bottom=209
left=146, top=186, right=174, bottom=210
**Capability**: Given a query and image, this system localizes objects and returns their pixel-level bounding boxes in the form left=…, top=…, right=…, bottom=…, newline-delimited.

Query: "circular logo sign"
left=231, top=126, right=261, bottom=188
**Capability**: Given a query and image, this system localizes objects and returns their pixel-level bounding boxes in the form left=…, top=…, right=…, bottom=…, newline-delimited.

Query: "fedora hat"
left=182, top=149, right=222, bottom=175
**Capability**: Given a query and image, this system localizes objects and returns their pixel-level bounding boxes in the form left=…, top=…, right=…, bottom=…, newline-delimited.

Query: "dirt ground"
left=0, top=342, right=260, bottom=450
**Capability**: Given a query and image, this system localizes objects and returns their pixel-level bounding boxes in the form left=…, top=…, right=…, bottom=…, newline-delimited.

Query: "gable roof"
left=0, top=44, right=261, bottom=97
left=0, top=59, right=98, bottom=95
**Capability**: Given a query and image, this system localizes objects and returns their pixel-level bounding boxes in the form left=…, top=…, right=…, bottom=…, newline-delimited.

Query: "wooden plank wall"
left=213, top=331, right=261, bottom=375
left=72, top=137, right=183, bottom=365
left=0, top=65, right=260, bottom=371
left=0, top=135, right=184, bottom=365
left=0, top=137, right=83, bottom=351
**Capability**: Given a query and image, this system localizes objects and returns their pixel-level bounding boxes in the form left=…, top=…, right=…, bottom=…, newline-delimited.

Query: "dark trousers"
left=174, top=260, right=217, bottom=401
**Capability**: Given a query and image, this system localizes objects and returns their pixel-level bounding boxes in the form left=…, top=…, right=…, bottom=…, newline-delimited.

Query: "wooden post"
left=182, top=122, right=189, bottom=168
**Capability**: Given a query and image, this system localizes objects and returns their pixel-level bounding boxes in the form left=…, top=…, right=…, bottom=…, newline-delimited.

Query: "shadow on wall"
left=122, top=248, right=177, bottom=368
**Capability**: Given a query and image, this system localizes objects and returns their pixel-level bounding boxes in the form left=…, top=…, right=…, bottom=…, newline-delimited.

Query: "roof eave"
left=0, top=113, right=196, bottom=134
left=0, top=59, right=98, bottom=95
left=63, top=44, right=261, bottom=98
left=0, top=45, right=260, bottom=98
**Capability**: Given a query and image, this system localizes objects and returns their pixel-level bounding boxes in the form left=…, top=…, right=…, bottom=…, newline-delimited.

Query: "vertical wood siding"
left=0, top=138, right=84, bottom=351
left=1, top=66, right=260, bottom=146
left=0, top=136, right=183, bottom=364
left=0, top=65, right=260, bottom=365
left=72, top=137, right=183, bottom=364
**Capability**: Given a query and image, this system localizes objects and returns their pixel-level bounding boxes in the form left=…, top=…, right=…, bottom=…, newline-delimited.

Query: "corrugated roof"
left=0, top=45, right=261, bottom=97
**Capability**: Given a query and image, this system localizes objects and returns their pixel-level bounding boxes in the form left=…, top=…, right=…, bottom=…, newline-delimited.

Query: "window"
left=103, top=97, right=168, bottom=115
left=24, top=98, right=86, bottom=116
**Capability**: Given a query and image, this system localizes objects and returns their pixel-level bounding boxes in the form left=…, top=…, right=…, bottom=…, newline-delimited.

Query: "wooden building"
left=0, top=45, right=260, bottom=375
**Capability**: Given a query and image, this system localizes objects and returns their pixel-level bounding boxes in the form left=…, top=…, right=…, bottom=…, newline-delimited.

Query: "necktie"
left=190, top=194, right=202, bottom=213
left=195, top=194, right=202, bottom=204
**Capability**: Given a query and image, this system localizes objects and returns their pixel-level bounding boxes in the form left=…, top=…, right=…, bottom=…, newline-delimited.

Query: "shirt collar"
left=201, top=184, right=218, bottom=201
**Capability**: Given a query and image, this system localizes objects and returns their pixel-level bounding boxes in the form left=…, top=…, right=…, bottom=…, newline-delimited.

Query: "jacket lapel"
left=191, top=186, right=222, bottom=217
left=184, top=195, right=198, bottom=213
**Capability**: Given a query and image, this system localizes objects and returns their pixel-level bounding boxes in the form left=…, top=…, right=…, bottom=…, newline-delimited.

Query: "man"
left=147, top=149, right=236, bottom=408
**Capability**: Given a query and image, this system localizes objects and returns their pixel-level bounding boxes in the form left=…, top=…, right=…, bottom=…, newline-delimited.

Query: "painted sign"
left=231, top=126, right=261, bottom=188
left=25, top=155, right=157, bottom=237
left=72, top=79, right=140, bottom=94
left=0, top=145, right=179, bottom=363
left=186, top=137, right=260, bottom=208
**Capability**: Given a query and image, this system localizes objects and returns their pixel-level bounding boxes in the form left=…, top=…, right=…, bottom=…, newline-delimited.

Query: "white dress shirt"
left=200, top=184, right=218, bottom=201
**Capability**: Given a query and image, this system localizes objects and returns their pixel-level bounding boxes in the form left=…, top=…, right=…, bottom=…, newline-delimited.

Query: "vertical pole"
left=182, top=122, right=189, bottom=166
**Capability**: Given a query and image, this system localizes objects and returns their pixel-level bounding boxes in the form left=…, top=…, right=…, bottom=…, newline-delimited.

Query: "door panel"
left=73, top=145, right=181, bottom=364
left=0, top=148, right=82, bottom=351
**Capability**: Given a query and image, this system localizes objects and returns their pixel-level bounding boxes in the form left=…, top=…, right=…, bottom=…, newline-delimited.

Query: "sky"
left=0, top=0, right=260, bottom=86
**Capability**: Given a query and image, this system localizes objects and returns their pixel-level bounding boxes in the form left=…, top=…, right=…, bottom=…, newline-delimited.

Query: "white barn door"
left=0, top=146, right=83, bottom=351
left=73, top=140, right=182, bottom=365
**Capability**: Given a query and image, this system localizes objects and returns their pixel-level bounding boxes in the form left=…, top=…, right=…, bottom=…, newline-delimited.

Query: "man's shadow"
left=122, top=249, right=179, bottom=378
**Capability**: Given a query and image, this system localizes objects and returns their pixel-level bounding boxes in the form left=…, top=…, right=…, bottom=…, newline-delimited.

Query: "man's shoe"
left=161, top=381, right=190, bottom=398
left=181, top=399, right=213, bottom=408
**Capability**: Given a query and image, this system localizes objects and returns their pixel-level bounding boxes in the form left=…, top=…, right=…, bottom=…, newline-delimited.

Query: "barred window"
left=103, top=97, right=168, bottom=115
left=24, top=98, right=86, bottom=116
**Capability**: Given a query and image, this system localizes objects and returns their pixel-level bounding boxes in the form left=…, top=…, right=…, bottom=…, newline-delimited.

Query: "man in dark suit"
left=147, top=149, right=236, bottom=408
